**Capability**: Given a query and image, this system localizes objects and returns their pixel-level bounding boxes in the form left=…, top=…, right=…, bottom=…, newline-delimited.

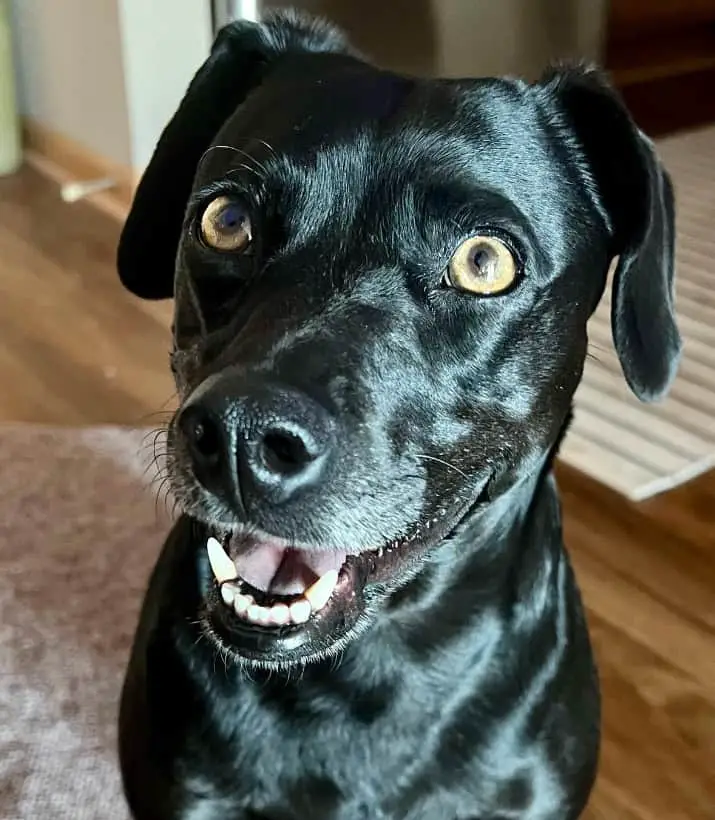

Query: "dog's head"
left=118, top=12, right=679, bottom=669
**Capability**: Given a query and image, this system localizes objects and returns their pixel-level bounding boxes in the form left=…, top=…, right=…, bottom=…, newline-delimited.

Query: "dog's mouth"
left=209, top=531, right=379, bottom=626
left=201, top=525, right=423, bottom=664
left=198, top=475, right=492, bottom=665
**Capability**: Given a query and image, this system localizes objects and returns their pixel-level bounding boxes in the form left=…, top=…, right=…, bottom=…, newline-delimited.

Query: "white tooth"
left=304, top=569, right=339, bottom=612
left=234, top=594, right=253, bottom=616
left=221, top=584, right=236, bottom=605
left=267, top=603, right=290, bottom=626
left=206, top=536, right=238, bottom=583
left=247, top=603, right=271, bottom=624
left=257, top=607, right=275, bottom=625
left=289, top=599, right=312, bottom=624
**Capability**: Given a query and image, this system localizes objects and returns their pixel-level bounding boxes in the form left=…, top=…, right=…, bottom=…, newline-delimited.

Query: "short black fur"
left=117, top=11, right=680, bottom=819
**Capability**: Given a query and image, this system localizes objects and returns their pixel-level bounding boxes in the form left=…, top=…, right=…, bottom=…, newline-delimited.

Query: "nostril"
left=180, top=407, right=222, bottom=464
left=260, top=429, right=314, bottom=476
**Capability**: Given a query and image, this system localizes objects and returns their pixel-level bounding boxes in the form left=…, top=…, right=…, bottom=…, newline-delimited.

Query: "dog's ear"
left=117, top=11, right=353, bottom=300
left=538, top=65, right=680, bottom=402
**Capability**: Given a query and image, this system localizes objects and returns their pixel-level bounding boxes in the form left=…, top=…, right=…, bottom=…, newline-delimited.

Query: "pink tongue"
left=232, top=538, right=346, bottom=595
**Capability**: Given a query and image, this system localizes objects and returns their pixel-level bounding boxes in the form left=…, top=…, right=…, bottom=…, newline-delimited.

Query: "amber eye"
left=199, top=196, right=252, bottom=252
left=445, top=236, right=517, bottom=295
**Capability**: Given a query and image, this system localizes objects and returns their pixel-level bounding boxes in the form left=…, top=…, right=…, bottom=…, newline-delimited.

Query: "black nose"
left=177, top=377, right=334, bottom=510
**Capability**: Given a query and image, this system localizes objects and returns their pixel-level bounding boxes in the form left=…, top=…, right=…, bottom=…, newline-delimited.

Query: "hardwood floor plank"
left=0, top=165, right=174, bottom=426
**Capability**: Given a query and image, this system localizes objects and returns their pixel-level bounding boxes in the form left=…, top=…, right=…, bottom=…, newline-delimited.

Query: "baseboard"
left=22, top=118, right=136, bottom=222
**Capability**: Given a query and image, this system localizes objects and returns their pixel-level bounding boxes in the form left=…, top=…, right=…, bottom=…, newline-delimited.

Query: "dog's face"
left=118, top=13, right=679, bottom=669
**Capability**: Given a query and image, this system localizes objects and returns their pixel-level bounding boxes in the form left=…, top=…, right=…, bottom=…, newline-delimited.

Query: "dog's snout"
left=177, top=378, right=334, bottom=510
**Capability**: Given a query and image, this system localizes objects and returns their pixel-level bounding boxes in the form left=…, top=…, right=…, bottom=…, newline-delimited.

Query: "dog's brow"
left=196, top=144, right=269, bottom=179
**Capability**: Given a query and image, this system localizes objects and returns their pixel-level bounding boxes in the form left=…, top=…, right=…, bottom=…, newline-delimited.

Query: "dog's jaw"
left=190, top=472, right=493, bottom=671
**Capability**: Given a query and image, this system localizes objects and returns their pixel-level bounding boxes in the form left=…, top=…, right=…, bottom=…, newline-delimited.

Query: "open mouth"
left=200, top=478, right=490, bottom=662
left=203, top=527, right=417, bottom=651
left=207, top=534, right=353, bottom=627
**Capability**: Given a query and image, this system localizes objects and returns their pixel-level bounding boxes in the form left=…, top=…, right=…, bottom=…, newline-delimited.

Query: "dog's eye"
left=445, top=236, right=517, bottom=296
left=200, top=196, right=252, bottom=252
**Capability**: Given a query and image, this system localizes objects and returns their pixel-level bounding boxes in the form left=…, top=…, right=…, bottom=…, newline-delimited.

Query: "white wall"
left=117, top=0, right=213, bottom=171
left=9, top=0, right=212, bottom=173
left=10, top=0, right=133, bottom=166
left=8, top=0, right=606, bottom=173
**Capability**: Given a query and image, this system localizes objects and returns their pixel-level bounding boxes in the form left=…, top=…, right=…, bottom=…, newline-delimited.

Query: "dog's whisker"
left=196, top=144, right=260, bottom=176
left=146, top=470, right=170, bottom=489
left=254, top=137, right=278, bottom=161
left=153, top=433, right=169, bottom=467
left=138, top=425, right=170, bottom=442
left=415, top=454, right=469, bottom=480
left=226, top=162, right=265, bottom=182
left=142, top=455, right=167, bottom=477
left=198, top=144, right=271, bottom=181
left=152, top=475, right=175, bottom=520
left=158, top=391, right=179, bottom=411
left=144, top=450, right=168, bottom=473
left=136, top=408, right=174, bottom=424
left=140, top=426, right=169, bottom=446
left=233, top=144, right=271, bottom=176
left=143, top=449, right=169, bottom=480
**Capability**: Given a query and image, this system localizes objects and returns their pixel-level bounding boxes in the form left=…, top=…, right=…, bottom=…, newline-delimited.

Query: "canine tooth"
left=206, top=536, right=238, bottom=583
left=289, top=599, right=312, bottom=624
left=304, top=569, right=338, bottom=612
left=221, top=584, right=236, bottom=606
left=233, top=593, right=253, bottom=616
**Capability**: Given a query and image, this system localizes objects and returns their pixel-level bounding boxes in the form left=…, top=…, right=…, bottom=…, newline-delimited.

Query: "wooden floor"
left=1, top=165, right=713, bottom=818
left=0, top=167, right=175, bottom=426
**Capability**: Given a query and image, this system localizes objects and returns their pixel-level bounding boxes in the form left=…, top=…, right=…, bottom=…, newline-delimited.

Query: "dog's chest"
left=181, top=675, right=559, bottom=820
left=213, top=685, right=434, bottom=816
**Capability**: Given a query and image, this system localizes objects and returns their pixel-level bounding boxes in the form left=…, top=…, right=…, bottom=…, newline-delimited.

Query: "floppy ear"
left=539, top=65, right=681, bottom=402
left=117, top=11, right=353, bottom=300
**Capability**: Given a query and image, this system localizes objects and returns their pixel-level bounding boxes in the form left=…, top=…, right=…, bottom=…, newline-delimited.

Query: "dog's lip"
left=199, top=520, right=441, bottom=661
left=202, top=536, right=374, bottom=662
left=205, top=526, right=417, bottom=633
left=197, top=473, right=493, bottom=663
left=207, top=555, right=369, bottom=653
left=219, top=524, right=418, bottom=585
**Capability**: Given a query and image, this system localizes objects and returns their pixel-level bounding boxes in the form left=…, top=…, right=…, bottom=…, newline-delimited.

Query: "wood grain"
left=0, top=165, right=174, bottom=426
left=0, top=164, right=713, bottom=818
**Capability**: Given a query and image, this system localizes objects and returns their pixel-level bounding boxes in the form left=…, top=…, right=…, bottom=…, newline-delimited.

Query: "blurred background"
left=0, top=3, right=713, bottom=820
left=5, top=0, right=715, bottom=211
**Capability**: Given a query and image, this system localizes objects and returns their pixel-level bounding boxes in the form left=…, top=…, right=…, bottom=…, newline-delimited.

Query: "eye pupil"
left=200, top=195, right=252, bottom=251
left=471, top=246, right=494, bottom=276
left=219, top=206, right=243, bottom=230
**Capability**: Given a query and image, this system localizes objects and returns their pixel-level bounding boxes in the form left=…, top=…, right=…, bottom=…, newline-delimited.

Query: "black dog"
left=116, top=11, right=680, bottom=819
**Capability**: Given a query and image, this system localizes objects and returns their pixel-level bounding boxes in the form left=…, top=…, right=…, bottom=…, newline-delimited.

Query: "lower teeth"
left=219, top=582, right=320, bottom=627
left=206, top=537, right=339, bottom=628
